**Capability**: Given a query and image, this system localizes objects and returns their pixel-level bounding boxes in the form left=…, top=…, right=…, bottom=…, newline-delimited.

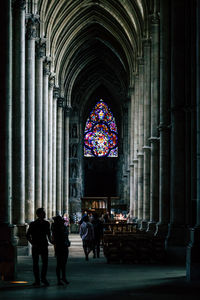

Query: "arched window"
left=84, top=99, right=118, bottom=157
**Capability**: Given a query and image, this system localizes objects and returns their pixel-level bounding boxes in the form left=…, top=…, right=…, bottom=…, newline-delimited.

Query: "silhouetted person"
left=51, top=215, right=70, bottom=285
left=26, top=208, right=51, bottom=286
left=91, top=213, right=103, bottom=258
left=80, top=215, right=94, bottom=261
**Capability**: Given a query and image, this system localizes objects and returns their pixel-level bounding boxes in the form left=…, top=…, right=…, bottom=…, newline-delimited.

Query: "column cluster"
left=10, top=2, right=69, bottom=244
left=129, top=11, right=163, bottom=233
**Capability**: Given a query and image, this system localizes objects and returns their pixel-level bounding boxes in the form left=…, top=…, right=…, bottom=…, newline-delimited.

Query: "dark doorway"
left=84, top=158, right=117, bottom=197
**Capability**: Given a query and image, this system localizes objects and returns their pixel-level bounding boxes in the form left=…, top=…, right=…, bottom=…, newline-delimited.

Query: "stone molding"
left=26, top=15, right=39, bottom=40
left=142, top=38, right=151, bottom=47
left=137, top=152, right=144, bottom=157
left=143, top=145, right=151, bottom=151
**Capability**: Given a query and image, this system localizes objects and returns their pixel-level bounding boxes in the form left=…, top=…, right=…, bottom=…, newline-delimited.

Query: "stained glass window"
left=84, top=100, right=118, bottom=157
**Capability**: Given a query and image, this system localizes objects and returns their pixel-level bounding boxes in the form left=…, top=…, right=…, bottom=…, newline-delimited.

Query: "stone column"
left=47, top=75, right=54, bottom=219
left=142, top=39, right=151, bottom=228
left=35, top=39, right=45, bottom=209
left=155, top=0, right=170, bottom=237
left=147, top=13, right=160, bottom=232
left=42, top=58, right=50, bottom=213
left=186, top=0, right=200, bottom=281
left=56, top=98, right=64, bottom=215
left=0, top=0, right=12, bottom=225
left=133, top=75, right=139, bottom=220
left=25, top=15, right=38, bottom=223
left=52, top=87, right=59, bottom=216
left=137, top=59, right=144, bottom=225
left=12, top=0, right=26, bottom=226
left=129, top=87, right=135, bottom=219
left=166, top=0, right=188, bottom=260
left=63, top=105, right=71, bottom=215
left=0, top=0, right=16, bottom=280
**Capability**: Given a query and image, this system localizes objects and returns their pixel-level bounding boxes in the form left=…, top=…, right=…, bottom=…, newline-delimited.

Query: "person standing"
left=51, top=215, right=70, bottom=285
left=91, top=213, right=103, bottom=258
left=80, top=215, right=94, bottom=261
left=26, top=208, right=51, bottom=286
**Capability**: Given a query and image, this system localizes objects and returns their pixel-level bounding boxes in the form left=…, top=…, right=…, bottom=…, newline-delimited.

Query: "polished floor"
left=0, top=234, right=200, bottom=300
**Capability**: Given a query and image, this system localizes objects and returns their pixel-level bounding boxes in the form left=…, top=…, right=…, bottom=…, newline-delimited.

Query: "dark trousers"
left=93, top=239, right=101, bottom=257
left=55, top=247, right=69, bottom=281
left=32, top=246, right=48, bottom=282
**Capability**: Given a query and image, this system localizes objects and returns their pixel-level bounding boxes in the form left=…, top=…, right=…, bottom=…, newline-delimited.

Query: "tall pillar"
left=142, top=39, right=151, bottom=227
left=129, top=87, right=135, bottom=219
left=25, top=15, right=38, bottom=223
left=56, top=98, right=64, bottom=215
left=63, top=105, right=71, bottom=215
left=156, top=0, right=170, bottom=237
left=0, top=0, right=16, bottom=280
left=147, top=13, right=160, bottom=232
left=47, top=75, right=54, bottom=219
left=35, top=39, right=45, bottom=209
left=52, top=87, right=59, bottom=216
left=166, top=0, right=188, bottom=260
left=12, top=0, right=26, bottom=226
left=133, top=75, right=139, bottom=220
left=137, top=59, right=144, bottom=224
left=186, top=0, right=200, bottom=281
left=42, top=58, right=50, bottom=213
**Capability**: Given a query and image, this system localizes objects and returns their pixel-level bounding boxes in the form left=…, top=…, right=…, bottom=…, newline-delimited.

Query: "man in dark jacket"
left=26, top=207, right=51, bottom=286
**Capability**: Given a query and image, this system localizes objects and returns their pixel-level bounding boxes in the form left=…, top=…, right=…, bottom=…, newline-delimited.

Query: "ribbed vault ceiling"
left=37, top=0, right=149, bottom=106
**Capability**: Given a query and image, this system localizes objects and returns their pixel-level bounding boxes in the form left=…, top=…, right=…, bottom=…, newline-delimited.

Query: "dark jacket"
left=26, top=218, right=51, bottom=247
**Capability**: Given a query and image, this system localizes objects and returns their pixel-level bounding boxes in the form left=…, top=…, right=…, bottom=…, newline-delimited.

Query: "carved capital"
left=26, top=15, right=39, bottom=40
left=57, top=97, right=64, bottom=108
left=137, top=56, right=144, bottom=65
left=43, top=59, right=51, bottom=76
left=53, top=86, right=60, bottom=98
left=49, top=75, right=55, bottom=89
left=65, top=105, right=72, bottom=115
left=142, top=38, right=151, bottom=47
left=12, top=0, right=26, bottom=10
left=158, top=123, right=171, bottom=132
left=150, top=13, right=160, bottom=24
left=148, top=136, right=160, bottom=143
left=36, top=39, right=46, bottom=58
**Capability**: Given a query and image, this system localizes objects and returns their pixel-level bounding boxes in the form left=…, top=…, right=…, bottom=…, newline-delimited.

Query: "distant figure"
left=80, top=215, right=94, bottom=261
left=104, top=211, right=111, bottom=223
left=79, top=211, right=88, bottom=225
left=63, top=212, right=70, bottom=227
left=51, top=216, right=70, bottom=285
left=26, top=208, right=51, bottom=286
left=91, top=213, right=103, bottom=258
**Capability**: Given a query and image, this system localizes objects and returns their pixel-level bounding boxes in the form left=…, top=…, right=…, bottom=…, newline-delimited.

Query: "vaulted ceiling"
left=37, top=0, right=151, bottom=107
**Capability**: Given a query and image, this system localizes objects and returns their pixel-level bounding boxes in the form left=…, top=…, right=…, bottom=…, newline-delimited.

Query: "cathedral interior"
left=1, top=0, right=200, bottom=298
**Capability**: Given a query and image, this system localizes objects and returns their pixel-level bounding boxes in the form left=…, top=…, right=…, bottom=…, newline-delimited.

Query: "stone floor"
left=0, top=234, right=200, bottom=300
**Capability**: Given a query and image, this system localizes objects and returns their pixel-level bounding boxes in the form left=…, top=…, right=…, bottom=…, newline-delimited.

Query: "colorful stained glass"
left=84, top=100, right=118, bottom=157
